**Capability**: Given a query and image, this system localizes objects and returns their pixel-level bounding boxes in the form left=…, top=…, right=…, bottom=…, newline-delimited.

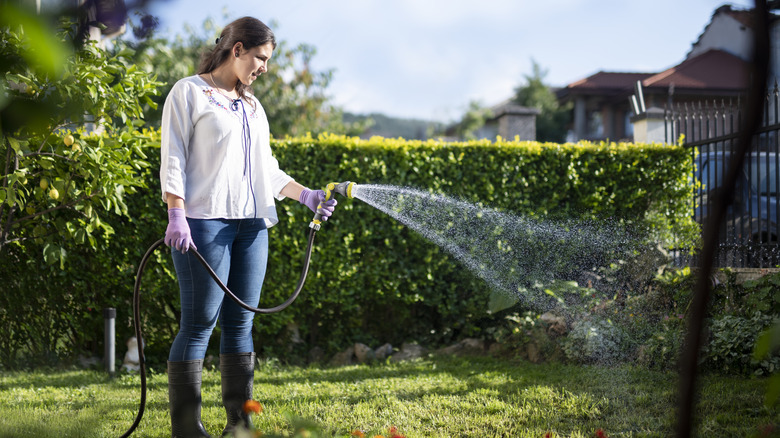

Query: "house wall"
left=688, top=12, right=753, bottom=61
left=498, top=114, right=536, bottom=141
left=689, top=9, right=780, bottom=81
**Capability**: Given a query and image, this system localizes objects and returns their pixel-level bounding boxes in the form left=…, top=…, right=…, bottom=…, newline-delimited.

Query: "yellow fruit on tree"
left=39, top=178, right=49, bottom=189
left=49, top=188, right=59, bottom=200
left=71, top=144, right=81, bottom=153
left=64, top=134, right=75, bottom=146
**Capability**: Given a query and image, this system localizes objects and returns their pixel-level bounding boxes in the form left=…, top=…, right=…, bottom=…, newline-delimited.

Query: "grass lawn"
left=0, top=355, right=776, bottom=437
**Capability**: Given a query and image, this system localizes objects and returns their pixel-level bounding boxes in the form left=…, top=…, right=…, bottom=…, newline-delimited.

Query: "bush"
left=629, top=268, right=780, bottom=375
left=256, top=135, right=696, bottom=361
left=704, top=313, right=779, bottom=375
left=561, top=318, right=630, bottom=364
left=1, top=133, right=697, bottom=367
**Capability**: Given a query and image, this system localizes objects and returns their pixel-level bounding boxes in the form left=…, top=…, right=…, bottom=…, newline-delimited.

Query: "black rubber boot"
left=220, top=352, right=256, bottom=436
left=168, top=359, right=212, bottom=438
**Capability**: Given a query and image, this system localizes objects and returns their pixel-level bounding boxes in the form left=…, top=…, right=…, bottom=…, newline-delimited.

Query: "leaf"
left=38, top=158, right=54, bottom=170
left=42, top=243, right=59, bottom=265
left=766, top=373, right=780, bottom=407
left=754, top=321, right=780, bottom=360
left=7, top=137, right=27, bottom=153
left=488, top=290, right=518, bottom=314
left=0, top=3, right=70, bottom=77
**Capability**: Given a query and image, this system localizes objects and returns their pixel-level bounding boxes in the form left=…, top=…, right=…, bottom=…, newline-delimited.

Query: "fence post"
left=104, top=307, right=116, bottom=376
left=631, top=107, right=667, bottom=143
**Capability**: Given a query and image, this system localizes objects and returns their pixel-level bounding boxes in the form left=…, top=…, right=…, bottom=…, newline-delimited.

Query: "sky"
left=145, top=0, right=757, bottom=123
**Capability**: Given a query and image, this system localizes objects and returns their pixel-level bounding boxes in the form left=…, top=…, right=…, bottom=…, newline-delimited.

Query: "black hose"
left=120, top=227, right=317, bottom=438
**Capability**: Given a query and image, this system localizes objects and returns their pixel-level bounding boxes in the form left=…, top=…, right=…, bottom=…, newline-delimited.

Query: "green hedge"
left=254, top=135, right=696, bottom=361
left=0, top=134, right=697, bottom=368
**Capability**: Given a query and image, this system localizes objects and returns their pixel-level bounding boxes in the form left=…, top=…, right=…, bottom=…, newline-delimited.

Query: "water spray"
left=120, top=182, right=358, bottom=437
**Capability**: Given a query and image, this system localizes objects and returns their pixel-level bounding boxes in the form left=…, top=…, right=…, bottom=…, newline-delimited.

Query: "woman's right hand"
left=165, top=208, right=197, bottom=253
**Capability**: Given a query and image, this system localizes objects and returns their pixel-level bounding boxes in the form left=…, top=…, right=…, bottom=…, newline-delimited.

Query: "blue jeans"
left=168, top=218, right=268, bottom=361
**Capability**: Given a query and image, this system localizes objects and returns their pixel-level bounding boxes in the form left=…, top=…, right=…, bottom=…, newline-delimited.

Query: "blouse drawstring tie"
left=231, top=98, right=257, bottom=218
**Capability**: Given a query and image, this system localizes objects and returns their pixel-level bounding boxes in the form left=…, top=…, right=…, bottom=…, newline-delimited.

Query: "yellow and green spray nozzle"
left=310, top=181, right=356, bottom=230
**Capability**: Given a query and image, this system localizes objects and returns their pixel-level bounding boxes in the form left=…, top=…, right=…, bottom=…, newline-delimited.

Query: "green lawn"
left=0, top=355, right=776, bottom=437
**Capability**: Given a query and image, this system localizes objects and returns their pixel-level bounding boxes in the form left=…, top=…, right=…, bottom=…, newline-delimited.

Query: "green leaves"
left=0, top=2, right=70, bottom=79
left=0, top=15, right=162, bottom=264
left=254, top=135, right=695, bottom=360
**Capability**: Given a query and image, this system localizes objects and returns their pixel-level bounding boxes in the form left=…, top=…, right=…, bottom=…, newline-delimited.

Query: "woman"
left=160, top=17, right=336, bottom=437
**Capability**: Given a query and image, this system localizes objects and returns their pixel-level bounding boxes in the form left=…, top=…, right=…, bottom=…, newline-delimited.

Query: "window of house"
left=624, top=112, right=634, bottom=137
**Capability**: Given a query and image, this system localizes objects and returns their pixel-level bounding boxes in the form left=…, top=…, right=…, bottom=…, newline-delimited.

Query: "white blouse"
left=160, top=75, right=294, bottom=227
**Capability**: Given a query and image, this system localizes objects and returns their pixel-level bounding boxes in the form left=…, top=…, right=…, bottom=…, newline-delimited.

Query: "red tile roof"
left=559, top=49, right=747, bottom=100
left=642, top=49, right=748, bottom=91
left=566, top=72, right=654, bottom=91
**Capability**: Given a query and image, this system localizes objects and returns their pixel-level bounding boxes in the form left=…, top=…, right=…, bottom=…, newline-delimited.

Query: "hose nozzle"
left=310, top=181, right=357, bottom=229
left=326, top=181, right=356, bottom=200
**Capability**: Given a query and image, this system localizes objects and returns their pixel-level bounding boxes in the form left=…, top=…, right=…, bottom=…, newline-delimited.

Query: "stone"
left=328, top=346, right=355, bottom=367
left=436, top=338, right=486, bottom=357
left=78, top=355, right=101, bottom=369
left=540, top=312, right=568, bottom=337
left=354, top=343, right=376, bottom=363
left=374, top=343, right=394, bottom=360
left=526, top=341, right=541, bottom=363
left=389, top=343, right=427, bottom=363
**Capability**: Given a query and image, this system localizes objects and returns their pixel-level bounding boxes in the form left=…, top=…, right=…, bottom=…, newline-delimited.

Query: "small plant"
left=561, top=318, right=629, bottom=364
left=705, top=313, right=780, bottom=375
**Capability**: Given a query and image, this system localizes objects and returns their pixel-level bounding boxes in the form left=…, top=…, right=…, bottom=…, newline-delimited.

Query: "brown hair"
left=197, top=17, right=276, bottom=103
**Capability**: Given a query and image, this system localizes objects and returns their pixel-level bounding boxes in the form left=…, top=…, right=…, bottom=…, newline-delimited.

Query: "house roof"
left=642, top=49, right=748, bottom=91
left=565, top=72, right=654, bottom=91
left=723, top=6, right=757, bottom=28
left=556, top=72, right=654, bottom=100
left=488, top=99, right=541, bottom=117
left=557, top=48, right=748, bottom=102
left=686, top=5, right=779, bottom=58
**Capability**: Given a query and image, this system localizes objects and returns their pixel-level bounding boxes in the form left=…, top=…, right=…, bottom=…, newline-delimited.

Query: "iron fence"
left=665, top=87, right=780, bottom=268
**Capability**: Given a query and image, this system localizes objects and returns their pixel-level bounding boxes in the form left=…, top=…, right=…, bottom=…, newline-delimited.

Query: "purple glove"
left=299, top=188, right=337, bottom=220
left=164, top=208, right=196, bottom=253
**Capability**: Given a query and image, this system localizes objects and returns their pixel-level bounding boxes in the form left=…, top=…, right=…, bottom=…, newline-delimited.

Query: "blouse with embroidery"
left=160, top=75, right=294, bottom=227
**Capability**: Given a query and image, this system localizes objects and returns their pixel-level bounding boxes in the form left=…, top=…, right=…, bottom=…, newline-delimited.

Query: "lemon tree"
left=0, top=5, right=161, bottom=266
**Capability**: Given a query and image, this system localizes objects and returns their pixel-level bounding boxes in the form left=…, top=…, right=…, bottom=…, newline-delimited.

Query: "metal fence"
left=665, top=88, right=780, bottom=268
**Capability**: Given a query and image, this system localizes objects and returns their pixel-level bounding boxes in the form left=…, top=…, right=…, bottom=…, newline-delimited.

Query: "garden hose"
left=119, top=226, right=318, bottom=438
left=120, top=182, right=358, bottom=437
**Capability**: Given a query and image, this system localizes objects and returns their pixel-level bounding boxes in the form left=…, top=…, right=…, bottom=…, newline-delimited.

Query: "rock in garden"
left=436, top=338, right=486, bottom=357
left=354, top=343, right=375, bottom=363
left=540, top=312, right=568, bottom=336
left=374, top=343, right=393, bottom=360
left=526, top=341, right=541, bottom=363
left=329, top=346, right=355, bottom=366
left=389, top=343, right=427, bottom=363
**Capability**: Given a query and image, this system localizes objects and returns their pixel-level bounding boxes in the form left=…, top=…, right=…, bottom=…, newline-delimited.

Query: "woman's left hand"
left=299, top=188, right=337, bottom=220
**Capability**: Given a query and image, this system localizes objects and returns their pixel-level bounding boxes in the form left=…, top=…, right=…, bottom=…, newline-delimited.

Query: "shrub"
left=1, top=133, right=696, bottom=367
left=561, top=318, right=630, bottom=364
left=704, top=313, right=780, bottom=375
